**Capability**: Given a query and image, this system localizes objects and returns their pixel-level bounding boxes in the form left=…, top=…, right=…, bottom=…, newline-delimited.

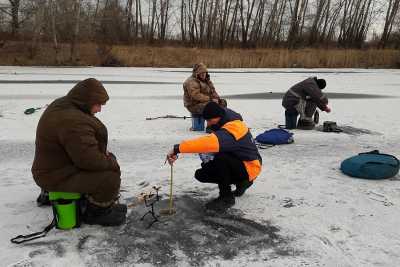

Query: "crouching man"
left=282, top=77, right=331, bottom=130
left=167, top=102, right=262, bottom=211
left=32, top=78, right=126, bottom=226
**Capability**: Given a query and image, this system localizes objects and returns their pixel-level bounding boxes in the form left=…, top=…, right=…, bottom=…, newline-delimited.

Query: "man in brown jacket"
left=32, top=78, right=126, bottom=226
left=183, top=63, right=226, bottom=130
left=282, top=77, right=331, bottom=130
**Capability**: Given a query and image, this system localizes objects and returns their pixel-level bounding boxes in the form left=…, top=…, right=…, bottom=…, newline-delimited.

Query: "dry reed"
left=1, top=42, right=399, bottom=68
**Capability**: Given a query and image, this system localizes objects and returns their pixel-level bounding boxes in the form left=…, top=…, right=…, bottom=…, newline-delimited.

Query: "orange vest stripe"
left=179, top=134, right=220, bottom=153
left=243, top=160, right=262, bottom=181
left=221, top=120, right=248, bottom=140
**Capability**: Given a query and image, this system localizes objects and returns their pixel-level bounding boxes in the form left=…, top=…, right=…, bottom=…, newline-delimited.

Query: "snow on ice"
left=0, top=67, right=399, bottom=266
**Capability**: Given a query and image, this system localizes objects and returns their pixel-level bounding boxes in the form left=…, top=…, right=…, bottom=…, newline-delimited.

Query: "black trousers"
left=194, top=152, right=249, bottom=196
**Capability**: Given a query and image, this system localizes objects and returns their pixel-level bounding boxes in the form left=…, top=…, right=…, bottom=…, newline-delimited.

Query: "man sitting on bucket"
left=282, top=77, right=331, bottom=130
left=32, top=78, right=126, bottom=226
left=166, top=102, right=262, bottom=211
left=183, top=63, right=227, bottom=131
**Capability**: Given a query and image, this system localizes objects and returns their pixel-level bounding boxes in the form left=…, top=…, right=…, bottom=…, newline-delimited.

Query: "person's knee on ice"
left=167, top=103, right=262, bottom=211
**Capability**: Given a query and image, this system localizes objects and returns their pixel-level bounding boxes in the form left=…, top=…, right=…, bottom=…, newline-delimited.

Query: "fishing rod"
left=146, top=115, right=192, bottom=120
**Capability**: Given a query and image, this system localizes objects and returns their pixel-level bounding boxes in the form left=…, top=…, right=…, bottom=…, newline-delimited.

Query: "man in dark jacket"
left=167, top=102, right=262, bottom=211
left=32, top=78, right=126, bottom=226
left=282, top=77, right=331, bottom=130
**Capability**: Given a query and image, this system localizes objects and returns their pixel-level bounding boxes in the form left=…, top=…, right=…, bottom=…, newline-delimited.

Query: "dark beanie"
left=202, top=101, right=225, bottom=119
left=316, top=78, right=326, bottom=89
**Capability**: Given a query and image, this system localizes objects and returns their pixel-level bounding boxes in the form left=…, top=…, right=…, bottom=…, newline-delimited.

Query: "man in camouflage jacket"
left=183, top=63, right=226, bottom=115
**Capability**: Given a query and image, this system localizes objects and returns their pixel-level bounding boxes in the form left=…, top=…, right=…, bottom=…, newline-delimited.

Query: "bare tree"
left=180, top=0, right=186, bottom=41
left=0, top=0, right=21, bottom=35
left=239, top=0, right=256, bottom=47
left=287, top=0, right=308, bottom=48
left=126, top=0, right=133, bottom=40
left=30, top=0, right=46, bottom=59
left=10, top=0, right=20, bottom=35
left=380, top=0, right=400, bottom=48
left=159, top=0, right=170, bottom=40
left=49, top=0, right=60, bottom=63
left=309, top=0, right=329, bottom=45
left=70, top=0, right=81, bottom=62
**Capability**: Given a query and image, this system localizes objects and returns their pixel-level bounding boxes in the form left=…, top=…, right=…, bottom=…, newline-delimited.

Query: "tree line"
left=1, top=0, right=399, bottom=59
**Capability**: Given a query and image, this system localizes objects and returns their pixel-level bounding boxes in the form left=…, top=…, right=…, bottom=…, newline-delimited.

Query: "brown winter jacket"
left=183, top=63, right=221, bottom=114
left=32, top=78, right=120, bottom=189
left=282, top=77, right=329, bottom=111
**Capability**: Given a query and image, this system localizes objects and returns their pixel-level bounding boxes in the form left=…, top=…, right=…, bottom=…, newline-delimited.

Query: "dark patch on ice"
left=281, top=197, right=305, bottom=208
left=315, top=125, right=381, bottom=135
left=389, top=174, right=400, bottom=181
left=87, top=194, right=294, bottom=266
left=28, top=249, right=46, bottom=258
left=0, top=80, right=179, bottom=85
left=7, top=259, right=34, bottom=267
left=77, top=235, right=92, bottom=252
left=159, top=70, right=369, bottom=74
left=22, top=240, right=66, bottom=257
left=0, top=92, right=394, bottom=101
left=224, top=92, right=393, bottom=99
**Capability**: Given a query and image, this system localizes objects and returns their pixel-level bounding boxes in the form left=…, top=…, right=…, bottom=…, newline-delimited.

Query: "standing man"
left=167, top=102, right=262, bottom=211
left=32, top=78, right=126, bottom=226
left=282, top=77, right=331, bottom=130
left=183, top=63, right=227, bottom=131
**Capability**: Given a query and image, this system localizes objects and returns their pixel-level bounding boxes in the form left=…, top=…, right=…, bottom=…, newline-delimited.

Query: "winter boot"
left=205, top=192, right=235, bottom=211
left=83, top=202, right=126, bottom=226
left=297, top=119, right=315, bottom=130
left=234, top=179, right=253, bottom=197
left=112, top=203, right=127, bottom=213
left=36, top=189, right=51, bottom=206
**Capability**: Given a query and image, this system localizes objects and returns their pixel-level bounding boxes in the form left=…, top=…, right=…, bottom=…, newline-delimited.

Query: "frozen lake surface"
left=0, top=67, right=399, bottom=266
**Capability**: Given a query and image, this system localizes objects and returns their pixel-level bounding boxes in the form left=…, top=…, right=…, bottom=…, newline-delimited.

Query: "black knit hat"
left=202, top=101, right=225, bottom=119
left=316, top=78, right=326, bottom=89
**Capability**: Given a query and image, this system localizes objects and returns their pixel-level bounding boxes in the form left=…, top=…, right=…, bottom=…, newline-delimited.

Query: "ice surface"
left=0, top=67, right=399, bottom=266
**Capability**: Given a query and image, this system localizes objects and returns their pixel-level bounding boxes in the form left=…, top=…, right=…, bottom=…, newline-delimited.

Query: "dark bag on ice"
left=323, top=121, right=342, bottom=133
left=340, top=150, right=400, bottom=180
left=255, top=128, right=294, bottom=145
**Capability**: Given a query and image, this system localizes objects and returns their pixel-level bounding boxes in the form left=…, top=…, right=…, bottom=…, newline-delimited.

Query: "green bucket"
left=49, top=192, right=81, bottom=230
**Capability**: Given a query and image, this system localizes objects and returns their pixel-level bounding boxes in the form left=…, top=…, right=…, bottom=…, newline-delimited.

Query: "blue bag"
left=340, top=150, right=400, bottom=180
left=255, top=128, right=294, bottom=145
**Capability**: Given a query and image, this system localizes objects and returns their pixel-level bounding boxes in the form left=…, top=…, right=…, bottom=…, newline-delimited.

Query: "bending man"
left=282, top=77, right=331, bottom=130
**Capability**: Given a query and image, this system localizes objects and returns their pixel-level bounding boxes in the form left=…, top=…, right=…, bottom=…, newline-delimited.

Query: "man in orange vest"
left=167, top=102, right=262, bottom=211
